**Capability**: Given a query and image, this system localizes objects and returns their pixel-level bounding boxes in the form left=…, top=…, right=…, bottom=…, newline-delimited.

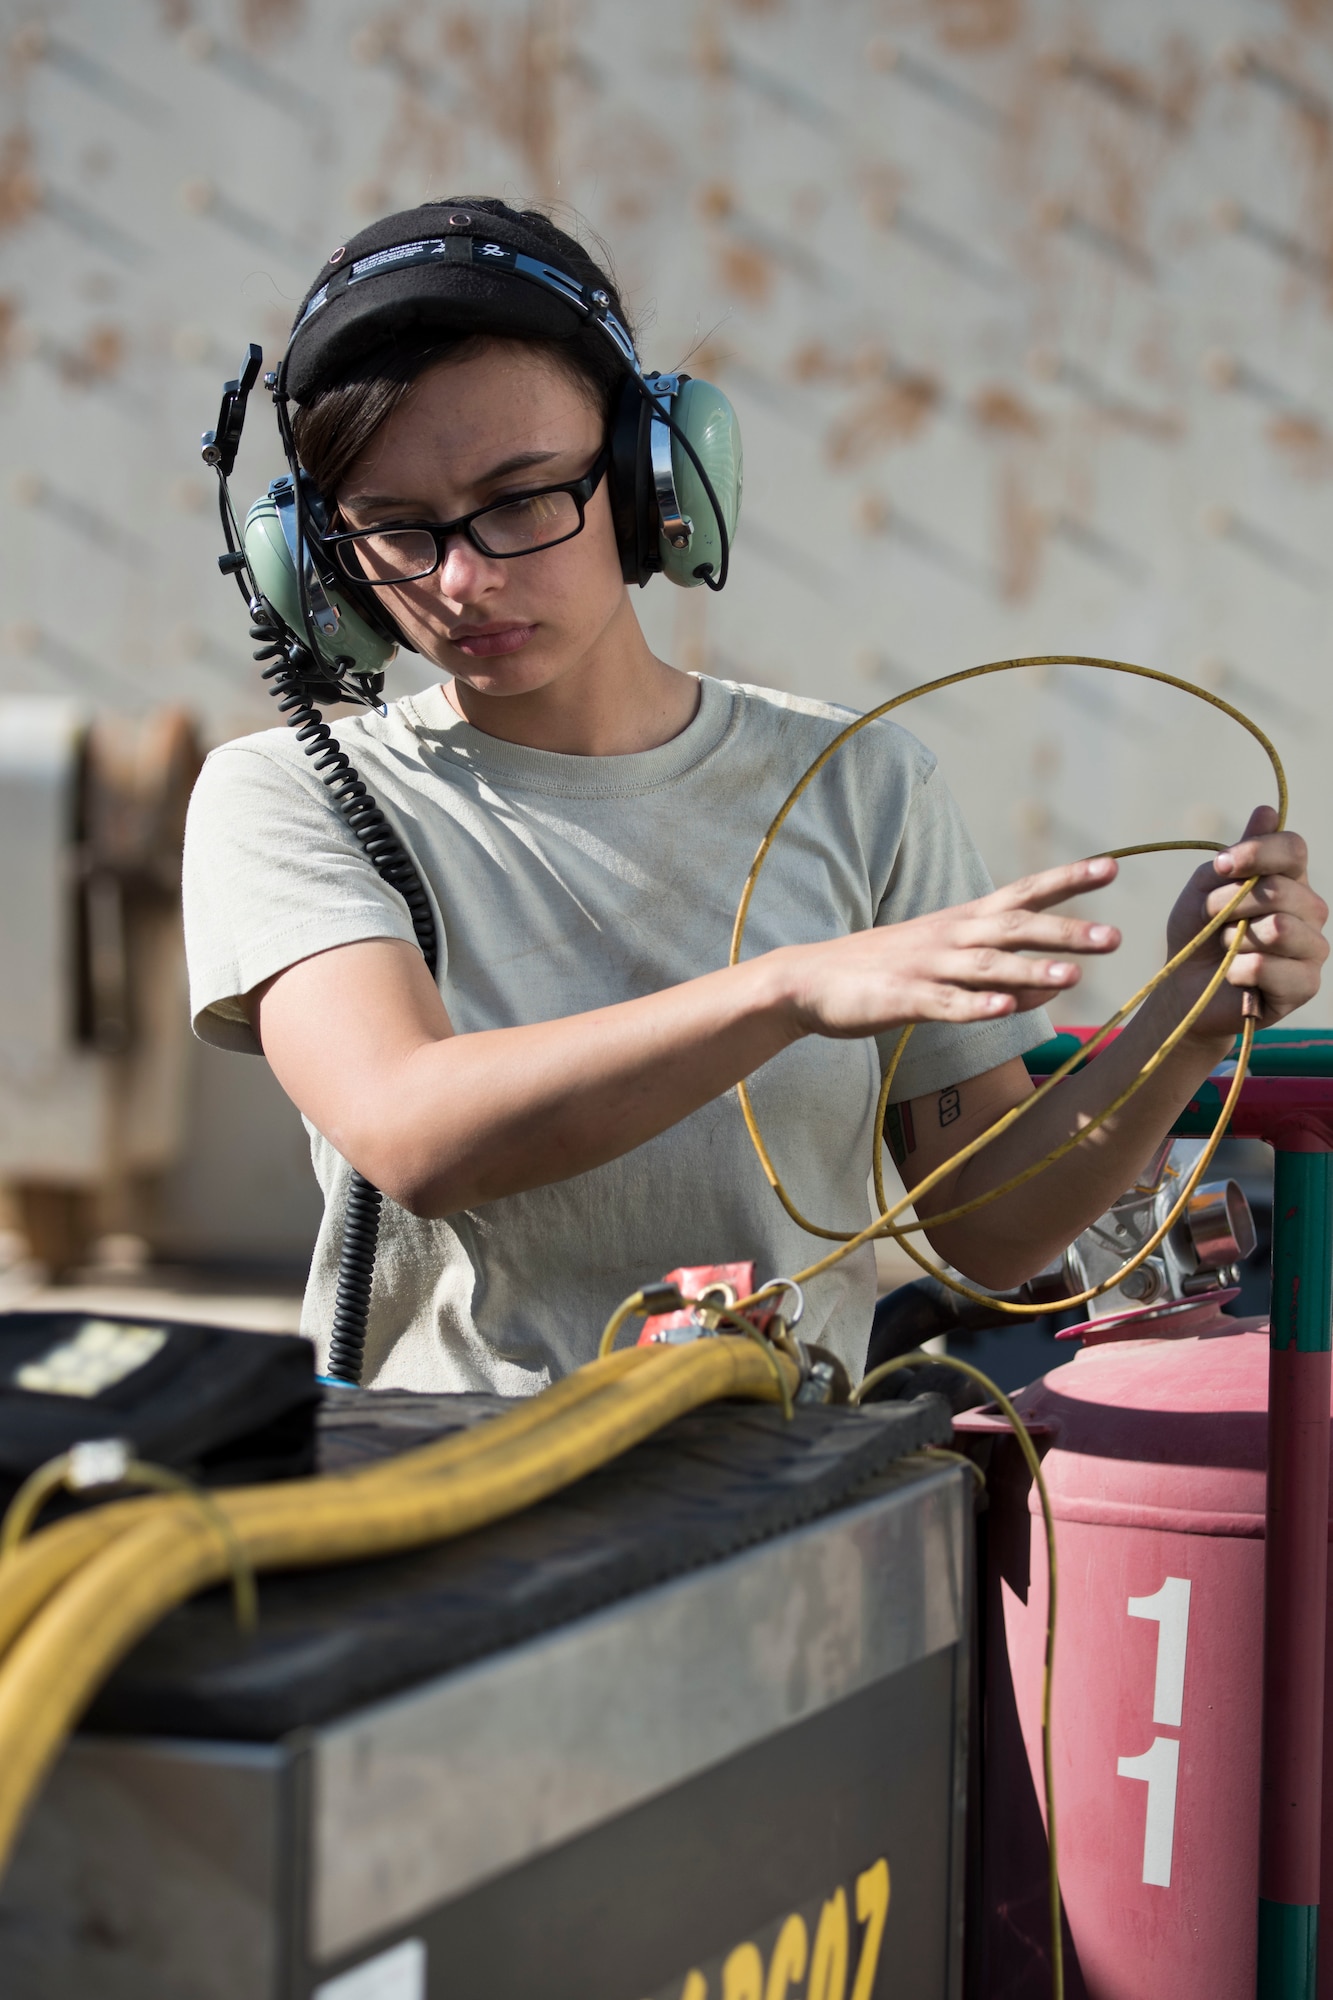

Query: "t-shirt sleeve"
left=182, top=740, right=423, bottom=1055
left=873, top=761, right=1053, bottom=1101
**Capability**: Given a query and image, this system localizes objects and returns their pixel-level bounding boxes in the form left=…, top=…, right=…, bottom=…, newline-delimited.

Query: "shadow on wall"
left=151, top=1039, right=323, bottom=1274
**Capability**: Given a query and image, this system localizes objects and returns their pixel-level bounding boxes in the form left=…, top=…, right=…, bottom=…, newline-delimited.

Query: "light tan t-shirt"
left=183, top=675, right=1050, bottom=1389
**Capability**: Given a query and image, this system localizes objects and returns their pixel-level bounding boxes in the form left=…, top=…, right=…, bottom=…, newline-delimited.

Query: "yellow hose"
left=853, top=1351, right=1062, bottom=1999
left=728, top=654, right=1282, bottom=1318
left=0, top=1343, right=660, bottom=1669
left=0, top=1337, right=796, bottom=1879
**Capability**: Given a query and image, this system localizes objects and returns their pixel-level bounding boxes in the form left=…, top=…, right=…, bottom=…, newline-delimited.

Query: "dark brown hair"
left=291, top=200, right=633, bottom=505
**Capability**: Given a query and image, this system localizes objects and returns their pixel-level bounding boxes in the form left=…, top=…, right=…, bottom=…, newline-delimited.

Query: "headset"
left=203, top=233, right=744, bottom=709
left=200, top=231, right=744, bottom=1387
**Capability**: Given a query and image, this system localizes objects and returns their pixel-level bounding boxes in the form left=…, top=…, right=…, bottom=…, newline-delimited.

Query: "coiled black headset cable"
left=248, top=599, right=438, bottom=1386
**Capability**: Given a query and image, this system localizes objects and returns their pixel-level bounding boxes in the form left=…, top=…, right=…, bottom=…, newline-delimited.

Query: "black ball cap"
left=284, top=202, right=604, bottom=405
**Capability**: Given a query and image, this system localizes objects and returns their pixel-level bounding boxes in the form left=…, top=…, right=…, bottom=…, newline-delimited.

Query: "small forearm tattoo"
left=885, top=1099, right=916, bottom=1168
left=938, top=1086, right=961, bottom=1128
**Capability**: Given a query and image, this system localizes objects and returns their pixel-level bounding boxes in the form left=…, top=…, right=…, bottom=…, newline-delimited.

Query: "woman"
left=183, top=199, right=1327, bottom=1392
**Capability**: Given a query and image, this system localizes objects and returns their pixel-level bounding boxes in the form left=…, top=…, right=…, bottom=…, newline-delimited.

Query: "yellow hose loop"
left=0, top=1338, right=798, bottom=1880
left=0, top=1505, right=146, bottom=1669
left=1, top=1455, right=258, bottom=1635
left=729, top=656, right=1284, bottom=971
left=598, top=1289, right=654, bottom=1359
left=851, top=1349, right=1062, bottom=2000
left=726, top=653, right=1282, bottom=1310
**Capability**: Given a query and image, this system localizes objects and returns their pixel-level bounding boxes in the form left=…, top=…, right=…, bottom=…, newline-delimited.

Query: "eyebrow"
left=342, top=448, right=564, bottom=513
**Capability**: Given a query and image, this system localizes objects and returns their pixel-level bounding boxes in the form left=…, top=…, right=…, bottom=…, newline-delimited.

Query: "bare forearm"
left=328, top=957, right=799, bottom=1215
left=923, top=993, right=1230, bottom=1288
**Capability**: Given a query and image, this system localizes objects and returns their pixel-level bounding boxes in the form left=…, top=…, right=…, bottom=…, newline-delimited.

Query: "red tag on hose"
left=638, top=1263, right=777, bottom=1344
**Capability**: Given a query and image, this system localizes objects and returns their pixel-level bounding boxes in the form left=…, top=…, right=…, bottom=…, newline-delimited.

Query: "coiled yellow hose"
left=0, top=1337, right=797, bottom=1879
left=729, top=655, right=1282, bottom=1319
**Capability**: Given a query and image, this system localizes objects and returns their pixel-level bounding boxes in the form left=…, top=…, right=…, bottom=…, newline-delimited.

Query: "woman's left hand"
left=1165, top=805, right=1329, bottom=1042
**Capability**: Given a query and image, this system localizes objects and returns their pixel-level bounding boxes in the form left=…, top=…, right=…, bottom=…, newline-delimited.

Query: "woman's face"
left=334, top=340, right=627, bottom=699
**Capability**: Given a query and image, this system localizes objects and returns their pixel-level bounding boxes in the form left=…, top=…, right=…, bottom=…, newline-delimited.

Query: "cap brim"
left=285, top=264, right=586, bottom=404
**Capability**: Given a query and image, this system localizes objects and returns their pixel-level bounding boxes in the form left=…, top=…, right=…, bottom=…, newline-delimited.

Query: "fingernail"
left=1086, top=856, right=1114, bottom=877
left=1049, top=962, right=1076, bottom=981
left=1216, top=851, right=1236, bottom=875
left=984, top=994, right=1008, bottom=1013
left=1088, top=925, right=1116, bottom=946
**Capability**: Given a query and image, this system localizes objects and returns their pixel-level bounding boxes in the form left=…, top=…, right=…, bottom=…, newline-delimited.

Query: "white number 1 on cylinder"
left=1117, top=1577, right=1192, bottom=1888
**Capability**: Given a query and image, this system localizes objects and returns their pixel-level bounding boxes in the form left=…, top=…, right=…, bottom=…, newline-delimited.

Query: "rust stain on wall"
left=1268, top=39, right=1333, bottom=309
left=925, top=0, right=1024, bottom=51
left=972, top=384, right=1043, bottom=435
left=236, top=0, right=305, bottom=45
left=1280, top=0, right=1333, bottom=30
left=59, top=323, right=126, bottom=387
left=436, top=5, right=578, bottom=198
left=1051, top=36, right=1201, bottom=133
left=581, top=114, right=679, bottom=229
left=0, top=295, right=19, bottom=370
left=790, top=339, right=896, bottom=386
left=857, top=160, right=903, bottom=233
left=691, top=11, right=731, bottom=82
left=1269, top=411, right=1333, bottom=476
left=0, top=132, right=40, bottom=236
left=825, top=373, right=940, bottom=466
left=697, top=181, right=736, bottom=222
left=718, top=242, right=774, bottom=303
left=995, top=464, right=1045, bottom=600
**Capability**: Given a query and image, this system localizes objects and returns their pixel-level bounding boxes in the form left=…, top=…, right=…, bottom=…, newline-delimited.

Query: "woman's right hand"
left=772, top=855, right=1123, bottom=1039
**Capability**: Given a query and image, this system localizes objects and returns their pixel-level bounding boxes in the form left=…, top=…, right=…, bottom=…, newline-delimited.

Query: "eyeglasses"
left=322, top=449, right=610, bottom=586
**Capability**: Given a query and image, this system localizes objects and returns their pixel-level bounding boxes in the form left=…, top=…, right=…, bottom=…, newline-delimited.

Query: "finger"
left=1204, top=875, right=1328, bottom=927
left=1215, top=827, right=1307, bottom=887
left=1221, top=912, right=1332, bottom=962
left=935, top=948, right=1083, bottom=993
left=956, top=911, right=1120, bottom=954
left=986, top=854, right=1118, bottom=913
left=913, top=985, right=1018, bottom=1024
left=1009, top=984, right=1069, bottom=1015
left=1238, top=804, right=1279, bottom=842
left=1227, top=951, right=1326, bottom=1009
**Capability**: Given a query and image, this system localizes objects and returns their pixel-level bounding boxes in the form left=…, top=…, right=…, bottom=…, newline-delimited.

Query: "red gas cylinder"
left=970, top=1297, right=1333, bottom=1998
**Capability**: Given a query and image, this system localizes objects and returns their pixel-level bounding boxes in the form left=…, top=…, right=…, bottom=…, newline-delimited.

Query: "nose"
left=435, top=532, right=502, bottom=602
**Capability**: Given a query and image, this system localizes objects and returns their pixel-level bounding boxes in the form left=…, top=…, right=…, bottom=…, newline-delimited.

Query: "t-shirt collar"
left=399, top=674, right=738, bottom=798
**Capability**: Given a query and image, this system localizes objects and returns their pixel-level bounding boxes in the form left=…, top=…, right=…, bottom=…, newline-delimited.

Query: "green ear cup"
left=243, top=482, right=396, bottom=678
left=659, top=377, right=742, bottom=588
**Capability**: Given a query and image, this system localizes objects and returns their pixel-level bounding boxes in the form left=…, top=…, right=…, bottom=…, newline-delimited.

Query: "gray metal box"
left=0, top=1459, right=970, bottom=1999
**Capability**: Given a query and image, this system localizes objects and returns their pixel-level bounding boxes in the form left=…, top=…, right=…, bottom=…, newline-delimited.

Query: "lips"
left=450, top=623, right=536, bottom=659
